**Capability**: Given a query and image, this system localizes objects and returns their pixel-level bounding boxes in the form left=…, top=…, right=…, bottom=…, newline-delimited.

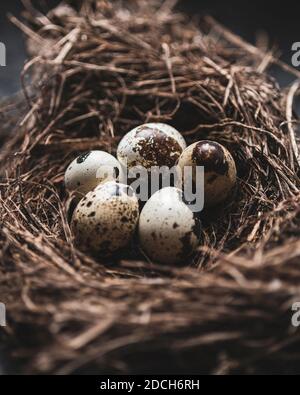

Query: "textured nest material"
left=1, top=0, right=300, bottom=374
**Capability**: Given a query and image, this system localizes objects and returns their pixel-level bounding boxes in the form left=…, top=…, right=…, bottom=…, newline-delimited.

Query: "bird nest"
left=1, top=0, right=300, bottom=374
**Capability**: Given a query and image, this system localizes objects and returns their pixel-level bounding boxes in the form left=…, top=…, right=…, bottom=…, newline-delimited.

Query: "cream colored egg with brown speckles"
left=117, top=123, right=186, bottom=170
left=177, top=141, right=237, bottom=207
left=138, top=187, right=201, bottom=264
left=65, top=151, right=121, bottom=200
left=71, top=181, right=139, bottom=256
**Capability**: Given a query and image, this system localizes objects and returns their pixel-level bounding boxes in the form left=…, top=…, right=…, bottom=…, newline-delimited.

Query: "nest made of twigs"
left=1, top=0, right=300, bottom=374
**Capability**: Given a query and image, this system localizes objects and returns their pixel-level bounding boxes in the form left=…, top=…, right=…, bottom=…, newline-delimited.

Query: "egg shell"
left=138, top=187, right=200, bottom=264
left=71, top=181, right=139, bottom=256
left=65, top=151, right=121, bottom=200
left=117, top=123, right=187, bottom=170
left=177, top=140, right=237, bottom=207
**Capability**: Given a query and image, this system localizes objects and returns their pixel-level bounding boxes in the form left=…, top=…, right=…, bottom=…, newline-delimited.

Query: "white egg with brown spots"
left=65, top=151, right=121, bottom=200
left=138, top=187, right=200, bottom=264
left=177, top=140, right=237, bottom=207
left=117, top=123, right=186, bottom=170
left=71, top=181, right=139, bottom=256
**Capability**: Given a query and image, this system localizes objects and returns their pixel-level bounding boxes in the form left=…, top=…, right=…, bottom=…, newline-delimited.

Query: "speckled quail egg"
left=117, top=123, right=187, bottom=170
left=138, top=187, right=201, bottom=264
left=177, top=140, right=237, bottom=207
left=71, top=181, right=139, bottom=256
left=65, top=151, right=121, bottom=200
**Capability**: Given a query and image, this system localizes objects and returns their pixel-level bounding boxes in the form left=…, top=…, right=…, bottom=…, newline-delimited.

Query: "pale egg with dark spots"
left=117, top=123, right=186, bottom=170
left=65, top=151, right=121, bottom=200
left=138, top=187, right=200, bottom=264
left=71, top=181, right=139, bottom=256
left=177, top=141, right=237, bottom=207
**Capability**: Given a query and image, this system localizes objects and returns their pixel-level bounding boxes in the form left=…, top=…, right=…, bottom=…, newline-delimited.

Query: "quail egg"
left=71, top=181, right=139, bottom=256
left=117, top=123, right=187, bottom=170
left=138, top=187, right=201, bottom=264
left=177, top=140, right=237, bottom=207
left=65, top=151, right=121, bottom=200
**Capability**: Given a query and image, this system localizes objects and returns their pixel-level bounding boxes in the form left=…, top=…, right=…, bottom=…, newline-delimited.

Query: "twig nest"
left=117, top=123, right=187, bottom=170
left=138, top=187, right=201, bottom=264
left=177, top=141, right=237, bottom=207
left=71, top=181, right=139, bottom=256
left=65, top=151, right=121, bottom=200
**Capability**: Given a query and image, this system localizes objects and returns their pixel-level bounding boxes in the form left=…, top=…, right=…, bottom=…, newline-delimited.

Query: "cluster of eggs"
left=65, top=123, right=237, bottom=264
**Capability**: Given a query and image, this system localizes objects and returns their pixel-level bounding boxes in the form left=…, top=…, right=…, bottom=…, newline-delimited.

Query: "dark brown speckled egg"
left=117, top=123, right=187, bottom=170
left=177, top=140, right=237, bottom=207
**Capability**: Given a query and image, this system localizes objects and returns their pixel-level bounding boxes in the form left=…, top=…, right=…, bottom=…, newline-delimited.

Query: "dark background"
left=0, top=0, right=300, bottom=97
